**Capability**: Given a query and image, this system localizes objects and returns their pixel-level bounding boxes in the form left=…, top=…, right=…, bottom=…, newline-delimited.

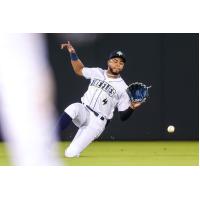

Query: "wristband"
left=70, top=52, right=79, bottom=61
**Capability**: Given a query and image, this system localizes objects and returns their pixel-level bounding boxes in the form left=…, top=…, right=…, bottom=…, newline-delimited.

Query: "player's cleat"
left=65, top=148, right=80, bottom=158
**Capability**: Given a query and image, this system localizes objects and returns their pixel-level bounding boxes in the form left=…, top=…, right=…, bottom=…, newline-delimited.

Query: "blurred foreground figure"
left=0, top=34, right=61, bottom=165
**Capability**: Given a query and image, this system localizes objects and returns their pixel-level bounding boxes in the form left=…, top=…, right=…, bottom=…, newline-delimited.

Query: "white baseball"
left=167, top=125, right=175, bottom=133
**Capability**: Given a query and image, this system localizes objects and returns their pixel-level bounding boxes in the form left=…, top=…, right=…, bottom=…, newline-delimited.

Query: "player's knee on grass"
left=65, top=146, right=80, bottom=158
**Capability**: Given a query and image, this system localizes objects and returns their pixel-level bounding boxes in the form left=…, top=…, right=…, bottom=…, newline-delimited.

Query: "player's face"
left=107, top=57, right=125, bottom=75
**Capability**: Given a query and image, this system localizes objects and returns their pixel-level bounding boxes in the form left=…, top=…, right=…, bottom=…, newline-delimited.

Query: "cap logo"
left=116, top=51, right=123, bottom=56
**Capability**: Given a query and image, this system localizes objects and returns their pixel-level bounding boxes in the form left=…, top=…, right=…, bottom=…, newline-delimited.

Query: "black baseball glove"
left=126, top=82, right=151, bottom=103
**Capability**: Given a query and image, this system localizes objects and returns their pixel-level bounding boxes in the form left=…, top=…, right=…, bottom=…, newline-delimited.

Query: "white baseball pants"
left=64, top=103, right=107, bottom=157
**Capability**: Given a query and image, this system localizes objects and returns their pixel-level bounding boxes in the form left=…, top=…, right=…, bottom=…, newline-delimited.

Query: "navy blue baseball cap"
left=109, top=50, right=126, bottom=63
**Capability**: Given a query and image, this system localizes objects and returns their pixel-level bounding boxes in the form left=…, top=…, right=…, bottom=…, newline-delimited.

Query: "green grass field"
left=0, top=141, right=198, bottom=166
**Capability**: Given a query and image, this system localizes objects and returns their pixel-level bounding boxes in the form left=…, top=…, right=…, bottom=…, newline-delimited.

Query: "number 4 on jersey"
left=102, top=98, right=108, bottom=105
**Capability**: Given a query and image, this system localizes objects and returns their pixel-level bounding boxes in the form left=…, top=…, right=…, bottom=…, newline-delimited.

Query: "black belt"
left=86, top=105, right=105, bottom=121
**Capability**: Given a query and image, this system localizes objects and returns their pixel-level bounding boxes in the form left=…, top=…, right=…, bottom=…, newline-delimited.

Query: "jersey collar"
left=104, top=70, right=122, bottom=81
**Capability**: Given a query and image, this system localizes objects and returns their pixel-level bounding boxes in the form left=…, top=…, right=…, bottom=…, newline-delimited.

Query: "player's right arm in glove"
left=61, top=41, right=84, bottom=76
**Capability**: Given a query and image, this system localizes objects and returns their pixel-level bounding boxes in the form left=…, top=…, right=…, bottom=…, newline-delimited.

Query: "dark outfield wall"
left=0, top=34, right=198, bottom=141
left=46, top=33, right=199, bottom=141
left=47, top=33, right=198, bottom=141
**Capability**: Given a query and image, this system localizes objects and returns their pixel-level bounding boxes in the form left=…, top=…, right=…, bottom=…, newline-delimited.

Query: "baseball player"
left=58, top=41, right=142, bottom=158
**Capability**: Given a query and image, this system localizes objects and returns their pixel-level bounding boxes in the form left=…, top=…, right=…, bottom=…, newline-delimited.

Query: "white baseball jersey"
left=81, top=67, right=131, bottom=119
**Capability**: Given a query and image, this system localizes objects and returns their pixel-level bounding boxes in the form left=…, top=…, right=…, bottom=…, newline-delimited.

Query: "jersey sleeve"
left=117, top=90, right=131, bottom=112
left=82, top=67, right=103, bottom=79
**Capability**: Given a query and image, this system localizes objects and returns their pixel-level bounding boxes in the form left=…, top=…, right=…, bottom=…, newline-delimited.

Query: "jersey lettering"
left=90, top=78, right=116, bottom=97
